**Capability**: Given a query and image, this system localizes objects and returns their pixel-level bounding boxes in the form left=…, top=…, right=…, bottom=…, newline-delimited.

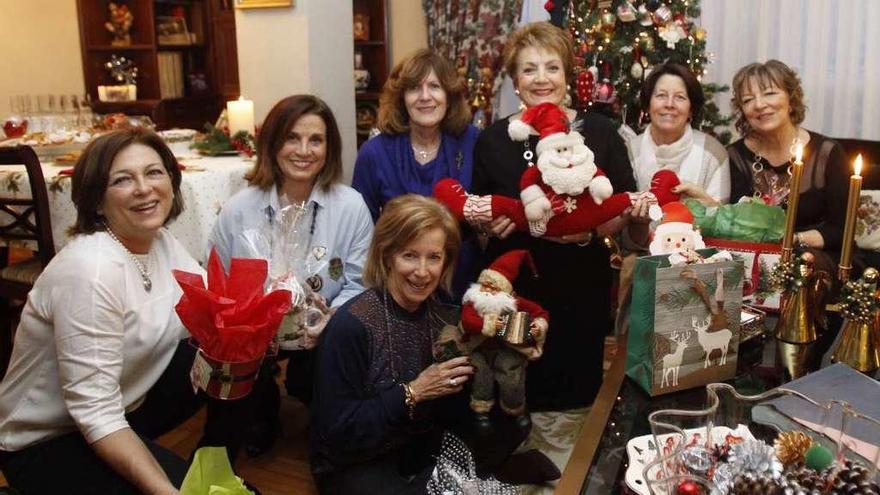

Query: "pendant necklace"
left=104, top=224, right=153, bottom=292
left=411, top=141, right=439, bottom=162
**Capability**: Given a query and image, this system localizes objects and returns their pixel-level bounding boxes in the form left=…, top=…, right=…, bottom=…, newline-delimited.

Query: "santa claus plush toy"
left=461, top=250, right=548, bottom=433
left=649, top=201, right=706, bottom=261
left=434, top=102, right=679, bottom=236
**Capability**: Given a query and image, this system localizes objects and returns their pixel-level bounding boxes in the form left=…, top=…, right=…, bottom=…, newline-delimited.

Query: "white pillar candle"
left=227, top=97, right=255, bottom=136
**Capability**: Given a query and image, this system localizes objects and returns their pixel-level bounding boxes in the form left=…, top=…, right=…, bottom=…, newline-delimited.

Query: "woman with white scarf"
left=627, top=63, right=730, bottom=206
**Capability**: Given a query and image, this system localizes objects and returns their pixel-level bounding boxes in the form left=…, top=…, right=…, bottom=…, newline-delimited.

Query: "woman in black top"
left=727, top=60, right=850, bottom=267
left=472, top=22, right=649, bottom=411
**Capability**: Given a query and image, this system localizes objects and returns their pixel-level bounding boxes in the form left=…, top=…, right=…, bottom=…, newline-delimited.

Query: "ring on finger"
left=449, top=377, right=457, bottom=386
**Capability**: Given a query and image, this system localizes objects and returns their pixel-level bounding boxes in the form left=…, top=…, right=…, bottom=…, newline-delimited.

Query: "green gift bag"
left=625, top=249, right=744, bottom=396
left=180, top=447, right=254, bottom=495
left=685, top=198, right=785, bottom=242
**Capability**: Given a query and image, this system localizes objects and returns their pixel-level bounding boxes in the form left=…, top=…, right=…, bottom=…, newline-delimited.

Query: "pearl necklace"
left=104, top=225, right=153, bottom=292
left=411, top=142, right=439, bottom=161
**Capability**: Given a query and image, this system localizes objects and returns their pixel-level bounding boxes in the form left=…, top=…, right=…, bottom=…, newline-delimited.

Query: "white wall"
left=0, top=0, right=85, bottom=116
left=236, top=0, right=357, bottom=182
left=389, top=0, right=427, bottom=65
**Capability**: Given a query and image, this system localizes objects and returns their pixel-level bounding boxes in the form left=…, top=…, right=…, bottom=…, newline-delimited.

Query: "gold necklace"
left=104, top=224, right=152, bottom=292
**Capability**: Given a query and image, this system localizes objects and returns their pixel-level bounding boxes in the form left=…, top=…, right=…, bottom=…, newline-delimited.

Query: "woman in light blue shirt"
left=208, top=95, right=373, bottom=456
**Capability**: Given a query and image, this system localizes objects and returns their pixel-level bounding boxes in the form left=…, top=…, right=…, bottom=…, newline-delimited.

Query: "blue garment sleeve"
left=312, top=308, right=408, bottom=456
left=352, top=139, right=384, bottom=222
left=332, top=199, right=373, bottom=308
left=206, top=203, right=236, bottom=271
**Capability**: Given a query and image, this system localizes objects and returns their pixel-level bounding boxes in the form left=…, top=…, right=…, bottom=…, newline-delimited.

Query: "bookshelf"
left=353, top=0, right=389, bottom=148
left=76, top=0, right=240, bottom=130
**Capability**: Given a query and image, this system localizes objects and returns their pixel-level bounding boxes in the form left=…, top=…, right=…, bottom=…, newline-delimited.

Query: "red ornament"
left=677, top=480, right=701, bottom=495
left=544, top=0, right=554, bottom=11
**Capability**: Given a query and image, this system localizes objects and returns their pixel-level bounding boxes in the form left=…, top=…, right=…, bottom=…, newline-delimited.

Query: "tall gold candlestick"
left=781, top=143, right=804, bottom=262
left=839, top=154, right=864, bottom=282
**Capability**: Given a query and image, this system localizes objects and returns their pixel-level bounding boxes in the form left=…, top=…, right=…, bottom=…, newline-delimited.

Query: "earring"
left=514, top=89, right=520, bottom=96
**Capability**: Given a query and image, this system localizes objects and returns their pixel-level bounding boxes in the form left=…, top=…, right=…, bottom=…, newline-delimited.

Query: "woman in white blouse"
left=0, top=129, right=256, bottom=494
left=626, top=62, right=730, bottom=206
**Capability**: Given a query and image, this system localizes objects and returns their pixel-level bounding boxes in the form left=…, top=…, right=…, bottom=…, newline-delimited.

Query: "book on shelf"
left=158, top=51, right=185, bottom=99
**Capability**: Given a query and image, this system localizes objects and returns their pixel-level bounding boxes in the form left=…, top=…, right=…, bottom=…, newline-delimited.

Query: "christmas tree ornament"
left=676, top=479, right=701, bottom=495
left=645, top=0, right=663, bottom=12
left=600, top=11, right=617, bottom=33
left=659, top=22, right=687, bottom=48
left=803, top=444, right=833, bottom=471
left=630, top=61, right=644, bottom=79
left=543, top=0, right=555, bottom=12
left=727, top=439, right=783, bottom=477
left=654, top=4, right=673, bottom=24
left=637, top=4, right=655, bottom=26
left=693, top=26, right=707, bottom=41
left=642, top=35, right=655, bottom=52
left=773, top=431, right=813, bottom=466
left=595, top=79, right=616, bottom=104
left=617, top=1, right=636, bottom=22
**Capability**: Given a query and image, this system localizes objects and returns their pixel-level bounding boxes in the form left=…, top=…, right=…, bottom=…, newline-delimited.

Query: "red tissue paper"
left=173, top=248, right=291, bottom=362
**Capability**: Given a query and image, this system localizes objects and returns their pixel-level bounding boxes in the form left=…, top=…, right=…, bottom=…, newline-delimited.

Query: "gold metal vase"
left=830, top=317, right=880, bottom=373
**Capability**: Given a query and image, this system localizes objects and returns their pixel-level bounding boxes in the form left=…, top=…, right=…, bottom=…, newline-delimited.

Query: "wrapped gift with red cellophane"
left=685, top=198, right=786, bottom=312
left=173, top=248, right=292, bottom=400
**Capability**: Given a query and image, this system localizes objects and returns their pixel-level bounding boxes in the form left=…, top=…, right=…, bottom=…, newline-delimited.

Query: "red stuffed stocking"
left=433, top=178, right=528, bottom=230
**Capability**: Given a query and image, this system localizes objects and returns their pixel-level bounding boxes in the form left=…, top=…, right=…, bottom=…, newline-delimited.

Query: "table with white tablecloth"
left=0, top=154, right=253, bottom=264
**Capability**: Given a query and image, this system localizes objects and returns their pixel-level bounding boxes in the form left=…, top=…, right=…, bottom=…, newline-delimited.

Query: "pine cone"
left=783, top=465, right=824, bottom=491
left=822, top=460, right=880, bottom=495
left=774, top=431, right=814, bottom=467
left=730, top=472, right=785, bottom=494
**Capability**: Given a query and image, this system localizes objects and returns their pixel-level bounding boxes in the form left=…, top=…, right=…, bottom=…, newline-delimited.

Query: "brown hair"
left=731, top=59, right=807, bottom=136
left=377, top=49, right=471, bottom=135
left=640, top=62, right=706, bottom=124
left=363, top=194, right=461, bottom=295
left=246, top=95, right=342, bottom=191
left=503, top=22, right=574, bottom=82
left=69, top=128, right=183, bottom=236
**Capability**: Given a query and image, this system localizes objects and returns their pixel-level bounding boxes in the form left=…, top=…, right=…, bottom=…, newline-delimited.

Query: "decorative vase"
left=353, top=52, right=371, bottom=93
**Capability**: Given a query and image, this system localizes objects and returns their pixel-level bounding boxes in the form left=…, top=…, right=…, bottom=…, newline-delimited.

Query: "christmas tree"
left=563, top=0, right=733, bottom=143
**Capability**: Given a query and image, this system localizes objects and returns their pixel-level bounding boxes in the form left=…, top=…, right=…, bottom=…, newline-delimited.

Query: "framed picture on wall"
left=353, top=14, right=370, bottom=41
left=235, top=0, right=293, bottom=8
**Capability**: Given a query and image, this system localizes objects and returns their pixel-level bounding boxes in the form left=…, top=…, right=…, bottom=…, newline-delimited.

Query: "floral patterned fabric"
left=422, top=0, right=524, bottom=123
left=857, top=191, right=880, bottom=251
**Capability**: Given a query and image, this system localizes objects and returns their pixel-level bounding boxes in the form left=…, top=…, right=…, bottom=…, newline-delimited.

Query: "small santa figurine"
left=434, top=103, right=680, bottom=237
left=461, top=250, right=549, bottom=433
left=649, top=201, right=706, bottom=264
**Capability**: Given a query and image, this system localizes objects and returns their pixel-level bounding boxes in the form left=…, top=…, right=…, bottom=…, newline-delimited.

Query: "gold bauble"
left=600, top=12, right=617, bottom=33
left=694, top=27, right=707, bottom=41
left=863, top=267, right=879, bottom=284
left=774, top=431, right=814, bottom=466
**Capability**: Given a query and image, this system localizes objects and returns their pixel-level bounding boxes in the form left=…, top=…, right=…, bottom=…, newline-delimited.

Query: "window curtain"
left=700, top=0, right=880, bottom=141
left=422, top=0, right=524, bottom=124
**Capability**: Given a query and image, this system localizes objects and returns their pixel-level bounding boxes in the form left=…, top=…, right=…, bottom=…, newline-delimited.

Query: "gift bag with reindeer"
left=625, top=249, right=744, bottom=396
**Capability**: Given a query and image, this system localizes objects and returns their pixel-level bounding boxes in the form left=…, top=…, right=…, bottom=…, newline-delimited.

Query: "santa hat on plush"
left=478, top=249, right=536, bottom=295
left=649, top=201, right=705, bottom=254
left=508, top=102, right=582, bottom=156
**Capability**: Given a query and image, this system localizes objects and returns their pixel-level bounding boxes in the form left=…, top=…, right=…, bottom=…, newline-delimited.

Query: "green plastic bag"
left=180, top=447, right=254, bottom=495
left=685, top=198, right=785, bottom=243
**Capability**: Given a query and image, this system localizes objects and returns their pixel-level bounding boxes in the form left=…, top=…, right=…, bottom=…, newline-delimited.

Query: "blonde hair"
left=377, top=48, right=471, bottom=135
left=363, top=194, right=461, bottom=294
left=502, top=22, right=574, bottom=81
left=731, top=60, right=806, bottom=137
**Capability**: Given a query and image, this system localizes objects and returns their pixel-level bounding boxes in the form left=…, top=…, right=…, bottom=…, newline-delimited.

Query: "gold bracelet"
left=401, top=382, right=416, bottom=419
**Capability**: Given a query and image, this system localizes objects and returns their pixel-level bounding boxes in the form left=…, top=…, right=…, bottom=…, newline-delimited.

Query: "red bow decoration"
left=173, top=248, right=291, bottom=362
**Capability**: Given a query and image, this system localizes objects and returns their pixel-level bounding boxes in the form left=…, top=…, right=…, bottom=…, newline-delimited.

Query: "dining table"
left=0, top=152, right=254, bottom=264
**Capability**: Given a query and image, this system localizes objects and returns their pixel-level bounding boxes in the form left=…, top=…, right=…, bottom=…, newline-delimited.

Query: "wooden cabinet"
left=76, top=0, right=239, bottom=130
left=353, top=0, right=389, bottom=148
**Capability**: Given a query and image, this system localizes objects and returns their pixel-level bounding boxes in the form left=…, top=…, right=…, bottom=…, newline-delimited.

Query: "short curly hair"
left=377, top=49, right=470, bottom=135
left=639, top=62, right=706, bottom=125
left=502, top=22, right=574, bottom=82
left=731, top=59, right=807, bottom=137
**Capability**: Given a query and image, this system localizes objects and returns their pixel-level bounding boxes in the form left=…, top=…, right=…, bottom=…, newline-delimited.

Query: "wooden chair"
left=0, top=145, right=55, bottom=379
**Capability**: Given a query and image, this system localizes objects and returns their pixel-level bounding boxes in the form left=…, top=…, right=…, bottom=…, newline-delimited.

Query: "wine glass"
left=3, top=95, right=29, bottom=139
